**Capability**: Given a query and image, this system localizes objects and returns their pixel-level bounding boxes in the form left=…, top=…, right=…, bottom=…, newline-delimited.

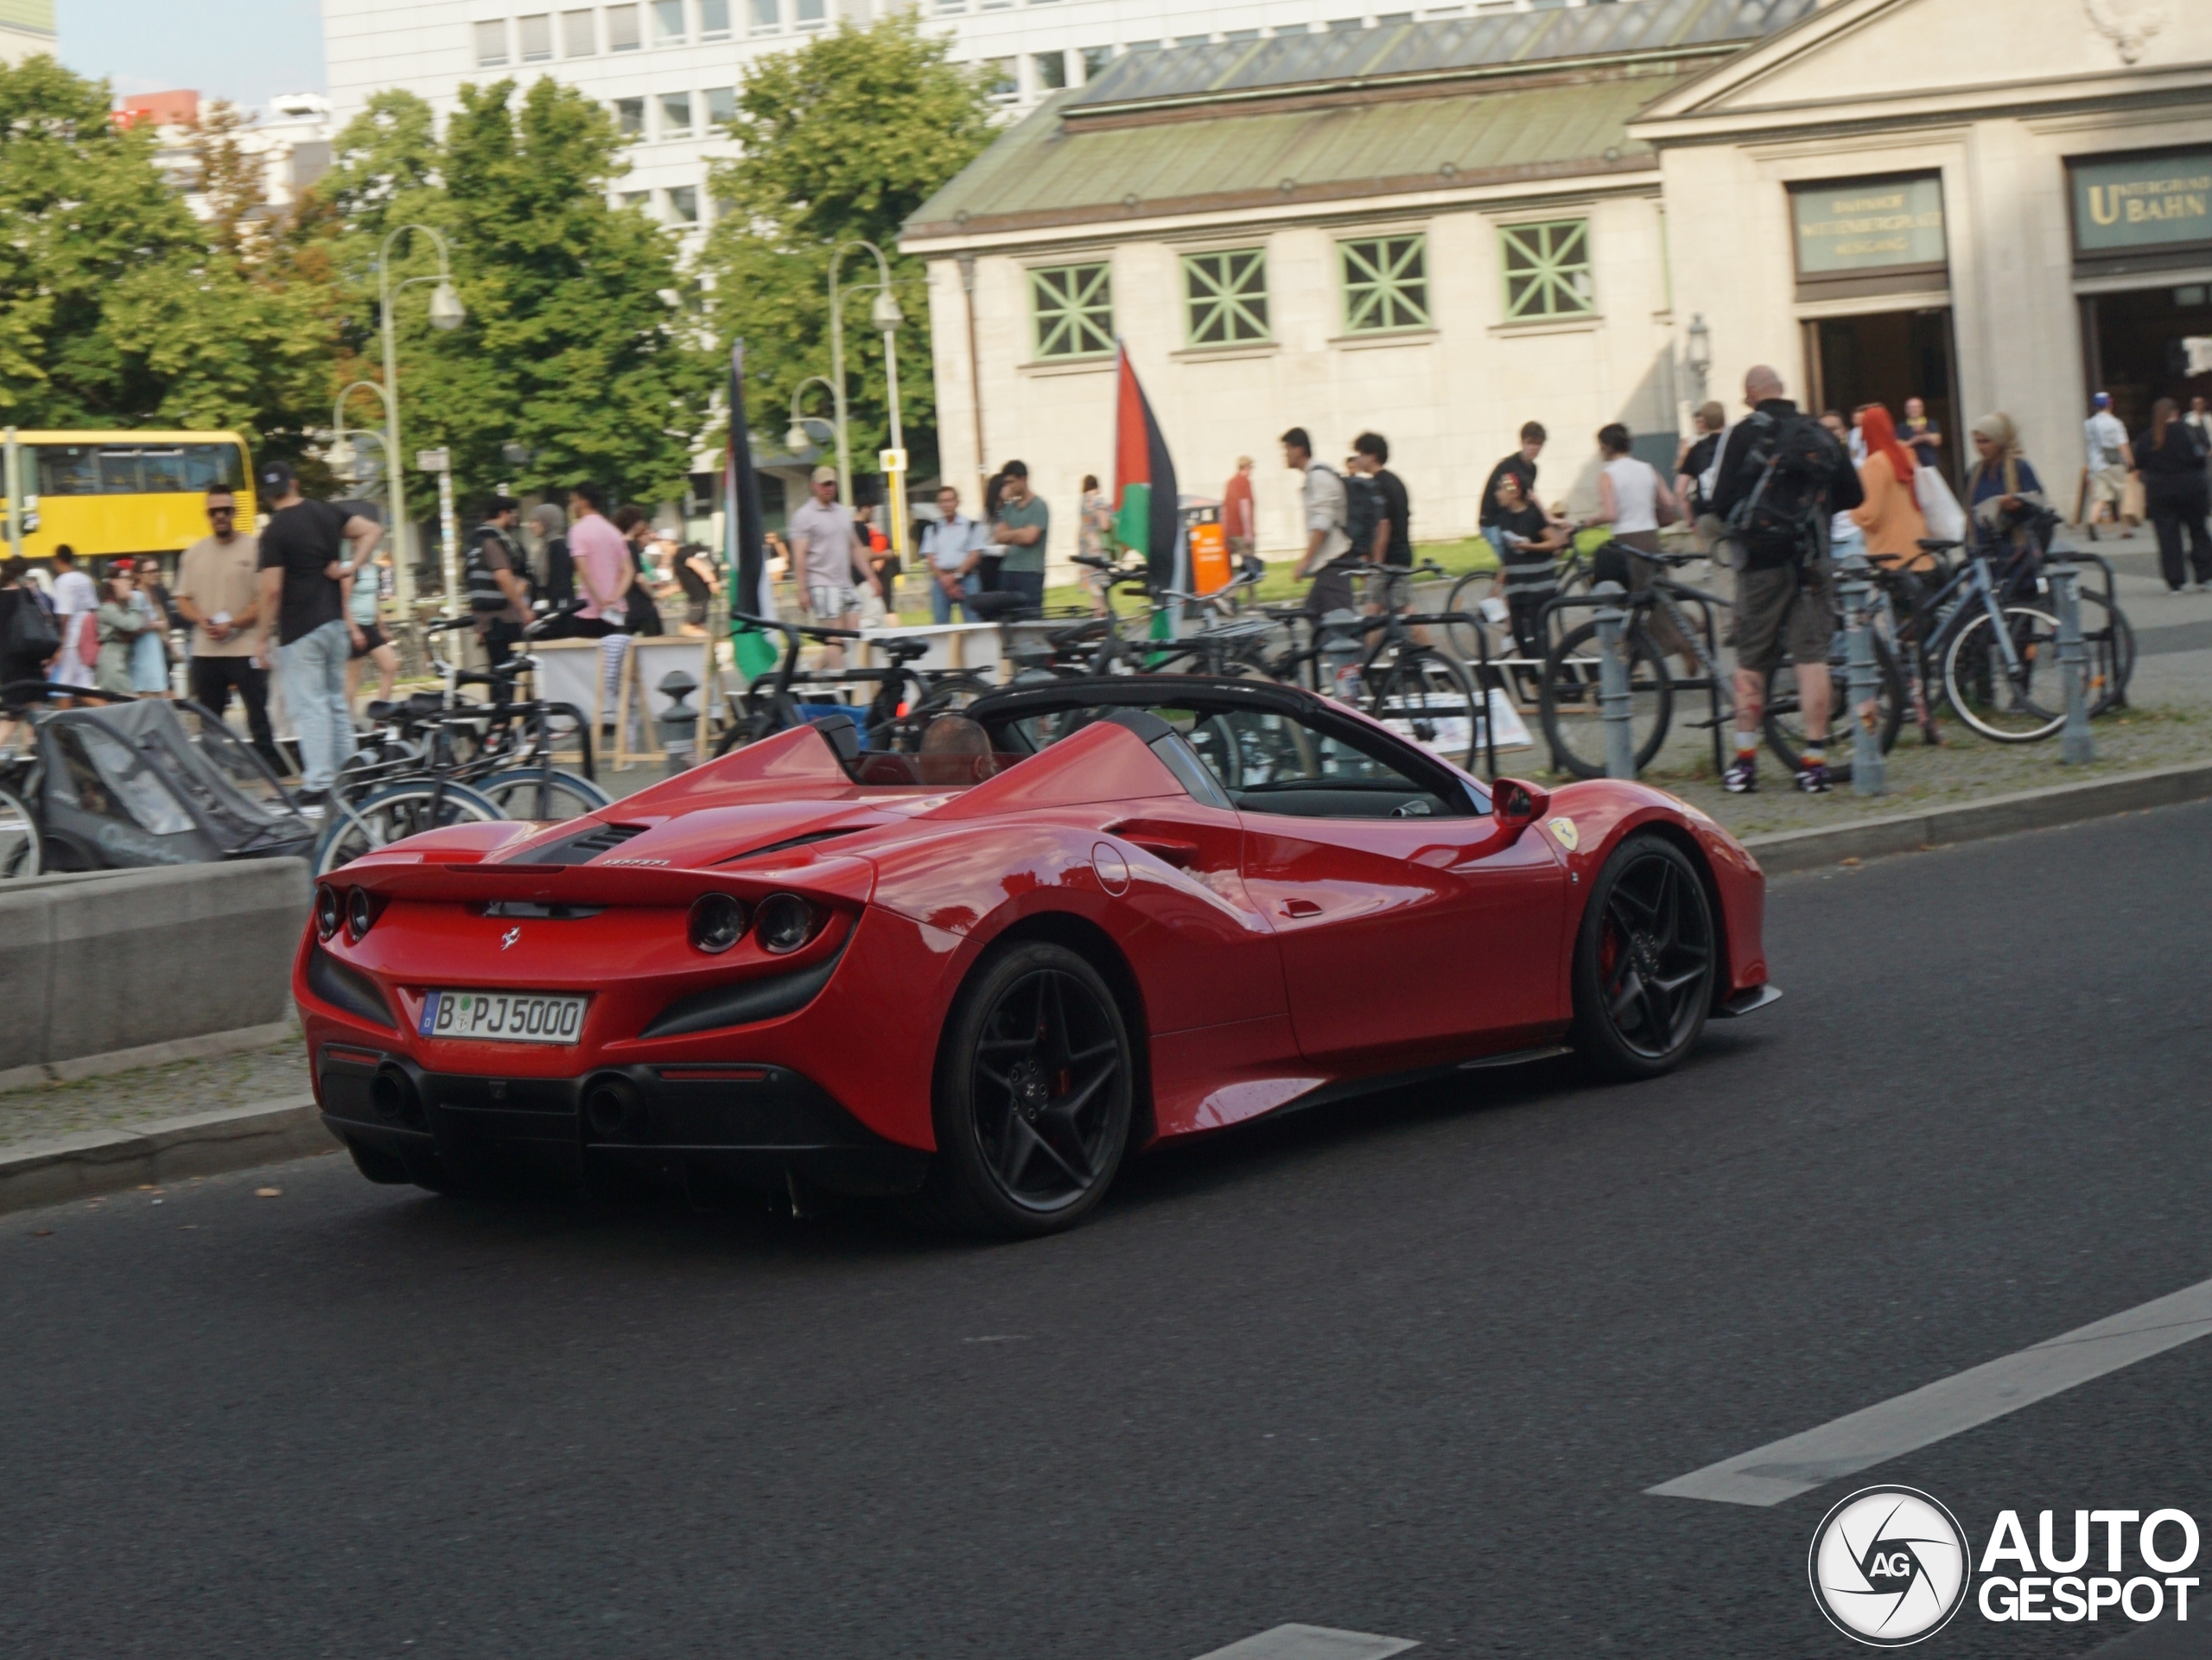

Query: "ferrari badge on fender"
left=1548, top=817, right=1580, bottom=851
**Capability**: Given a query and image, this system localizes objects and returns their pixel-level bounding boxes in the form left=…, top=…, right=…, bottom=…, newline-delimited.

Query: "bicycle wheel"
left=477, top=768, right=613, bottom=822
left=1367, top=647, right=1482, bottom=769
left=1444, top=572, right=1493, bottom=665
left=2075, top=590, right=2135, bottom=716
left=1943, top=604, right=2063, bottom=742
left=315, top=780, right=506, bottom=876
left=0, top=784, right=40, bottom=880
left=1762, top=633, right=1904, bottom=782
left=1538, top=620, right=1672, bottom=780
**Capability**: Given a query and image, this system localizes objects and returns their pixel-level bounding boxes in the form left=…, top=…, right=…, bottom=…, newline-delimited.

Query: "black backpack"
left=1343, top=471, right=1383, bottom=563
left=4, top=586, right=59, bottom=659
left=1728, top=410, right=1843, bottom=559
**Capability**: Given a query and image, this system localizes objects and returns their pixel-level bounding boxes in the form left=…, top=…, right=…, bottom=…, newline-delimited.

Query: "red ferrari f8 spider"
left=298, top=676, right=1777, bottom=1235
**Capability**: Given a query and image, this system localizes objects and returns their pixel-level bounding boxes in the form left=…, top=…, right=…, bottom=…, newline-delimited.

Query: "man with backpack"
left=465, top=495, right=531, bottom=688
left=1709, top=365, right=1864, bottom=795
left=1283, top=427, right=1357, bottom=617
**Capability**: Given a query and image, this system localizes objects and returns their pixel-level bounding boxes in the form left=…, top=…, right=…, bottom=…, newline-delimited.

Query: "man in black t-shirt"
left=1478, top=423, right=1548, bottom=539
left=250, top=461, right=383, bottom=801
left=1353, top=432, right=1411, bottom=569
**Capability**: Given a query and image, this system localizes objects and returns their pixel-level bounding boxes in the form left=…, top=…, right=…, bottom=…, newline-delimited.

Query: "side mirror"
left=1492, top=777, right=1550, bottom=836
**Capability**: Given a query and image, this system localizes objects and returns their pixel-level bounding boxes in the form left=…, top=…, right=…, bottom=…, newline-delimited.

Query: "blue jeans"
left=1000, top=569, right=1045, bottom=615
left=278, top=616, right=355, bottom=792
left=927, top=570, right=979, bottom=626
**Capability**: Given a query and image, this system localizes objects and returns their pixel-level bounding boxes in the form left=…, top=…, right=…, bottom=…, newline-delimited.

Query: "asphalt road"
left=8, top=802, right=2212, bottom=1660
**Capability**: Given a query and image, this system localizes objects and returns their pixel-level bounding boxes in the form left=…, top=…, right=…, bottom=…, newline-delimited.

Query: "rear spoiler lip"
left=324, top=851, right=877, bottom=908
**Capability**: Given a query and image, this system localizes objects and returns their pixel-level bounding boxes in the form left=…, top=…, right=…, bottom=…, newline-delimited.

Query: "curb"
left=1740, top=759, right=2212, bottom=875
left=0, top=1020, right=297, bottom=1093
left=0, top=1097, right=339, bottom=1218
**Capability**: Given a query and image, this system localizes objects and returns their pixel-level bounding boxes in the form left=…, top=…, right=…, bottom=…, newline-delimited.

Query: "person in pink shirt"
left=544, top=481, right=634, bottom=638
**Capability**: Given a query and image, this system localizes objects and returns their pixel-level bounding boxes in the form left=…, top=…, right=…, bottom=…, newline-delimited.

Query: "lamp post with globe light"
left=375, top=224, right=465, bottom=613
left=784, top=376, right=842, bottom=466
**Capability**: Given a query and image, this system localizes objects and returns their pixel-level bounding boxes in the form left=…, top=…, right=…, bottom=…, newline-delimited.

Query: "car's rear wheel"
left=1571, top=834, right=1716, bottom=1080
left=918, top=941, right=1133, bottom=1237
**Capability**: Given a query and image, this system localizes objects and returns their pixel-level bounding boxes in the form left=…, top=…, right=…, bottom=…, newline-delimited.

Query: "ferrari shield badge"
left=1548, top=817, right=1580, bottom=852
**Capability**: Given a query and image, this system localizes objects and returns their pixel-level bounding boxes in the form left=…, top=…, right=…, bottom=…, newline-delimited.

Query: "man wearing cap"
left=788, top=465, right=880, bottom=669
left=250, top=461, right=383, bottom=803
left=2084, top=392, right=2135, bottom=537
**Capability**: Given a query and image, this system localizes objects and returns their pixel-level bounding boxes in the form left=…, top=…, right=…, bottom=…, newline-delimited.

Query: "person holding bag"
left=1849, top=405, right=1931, bottom=569
left=0, top=557, right=60, bottom=689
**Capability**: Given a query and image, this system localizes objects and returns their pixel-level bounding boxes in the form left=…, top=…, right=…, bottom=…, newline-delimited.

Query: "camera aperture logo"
left=1809, top=1487, right=1970, bottom=1647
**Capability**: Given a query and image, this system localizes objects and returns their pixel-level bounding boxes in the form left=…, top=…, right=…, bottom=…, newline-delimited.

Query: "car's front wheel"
left=918, top=941, right=1133, bottom=1237
left=1571, top=834, right=1717, bottom=1080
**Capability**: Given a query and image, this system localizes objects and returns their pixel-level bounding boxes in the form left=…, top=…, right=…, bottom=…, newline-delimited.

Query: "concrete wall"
left=0, top=859, right=310, bottom=1075
left=926, top=183, right=1681, bottom=580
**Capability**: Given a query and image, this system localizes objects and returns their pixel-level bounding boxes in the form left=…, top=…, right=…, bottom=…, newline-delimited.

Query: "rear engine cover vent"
left=512, top=821, right=650, bottom=865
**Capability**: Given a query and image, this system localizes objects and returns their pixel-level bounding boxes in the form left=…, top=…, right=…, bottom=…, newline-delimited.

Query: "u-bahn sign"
left=2070, top=149, right=2212, bottom=256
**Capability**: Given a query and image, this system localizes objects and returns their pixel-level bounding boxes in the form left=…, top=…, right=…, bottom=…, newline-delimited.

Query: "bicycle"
left=1872, top=515, right=2133, bottom=745
left=1535, top=539, right=1903, bottom=784
left=715, top=614, right=994, bottom=757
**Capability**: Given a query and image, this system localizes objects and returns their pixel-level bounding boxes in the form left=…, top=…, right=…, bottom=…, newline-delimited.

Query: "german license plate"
left=419, top=989, right=587, bottom=1044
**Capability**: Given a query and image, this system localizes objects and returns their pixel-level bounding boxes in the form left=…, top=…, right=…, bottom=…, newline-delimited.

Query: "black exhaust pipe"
left=371, top=1065, right=427, bottom=1129
left=583, top=1075, right=647, bottom=1143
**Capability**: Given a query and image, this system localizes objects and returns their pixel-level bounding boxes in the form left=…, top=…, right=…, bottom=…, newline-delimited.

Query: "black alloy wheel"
left=921, top=941, right=1133, bottom=1237
left=1571, top=835, right=1716, bottom=1080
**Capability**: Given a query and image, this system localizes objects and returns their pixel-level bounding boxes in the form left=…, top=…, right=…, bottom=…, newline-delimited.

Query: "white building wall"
left=925, top=182, right=1680, bottom=582
left=322, top=0, right=1599, bottom=232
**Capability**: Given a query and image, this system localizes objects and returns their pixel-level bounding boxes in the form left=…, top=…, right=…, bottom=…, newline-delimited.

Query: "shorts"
left=1303, top=564, right=1360, bottom=619
left=808, top=583, right=861, bottom=618
left=348, top=620, right=389, bottom=659
left=2088, top=465, right=2129, bottom=509
left=1732, top=561, right=1834, bottom=675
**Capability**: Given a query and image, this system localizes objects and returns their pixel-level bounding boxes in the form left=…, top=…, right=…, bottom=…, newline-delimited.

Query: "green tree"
left=0, top=55, right=331, bottom=450
left=700, top=16, right=995, bottom=483
left=316, top=80, right=709, bottom=519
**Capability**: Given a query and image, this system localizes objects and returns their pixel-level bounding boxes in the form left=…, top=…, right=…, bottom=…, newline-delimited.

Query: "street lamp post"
left=783, top=376, right=841, bottom=463
left=375, top=223, right=465, bottom=614
left=827, top=241, right=907, bottom=561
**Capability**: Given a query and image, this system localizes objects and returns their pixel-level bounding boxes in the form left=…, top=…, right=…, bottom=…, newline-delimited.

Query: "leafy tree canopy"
left=0, top=55, right=331, bottom=453
left=701, top=16, right=995, bottom=485
left=316, top=80, right=709, bottom=519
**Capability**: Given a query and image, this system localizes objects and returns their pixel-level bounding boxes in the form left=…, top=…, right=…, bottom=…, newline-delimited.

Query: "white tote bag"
left=1914, top=466, right=1967, bottom=544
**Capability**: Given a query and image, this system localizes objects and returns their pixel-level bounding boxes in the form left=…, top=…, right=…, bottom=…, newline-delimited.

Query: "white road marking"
left=1191, top=1625, right=1420, bottom=1660
left=1649, top=1275, right=2212, bottom=1507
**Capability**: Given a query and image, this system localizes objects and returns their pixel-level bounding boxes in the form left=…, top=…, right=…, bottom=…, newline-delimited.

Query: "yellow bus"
left=2, top=430, right=257, bottom=564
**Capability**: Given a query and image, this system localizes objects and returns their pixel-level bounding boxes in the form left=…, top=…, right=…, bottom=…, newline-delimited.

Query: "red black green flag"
left=1112, top=344, right=1181, bottom=594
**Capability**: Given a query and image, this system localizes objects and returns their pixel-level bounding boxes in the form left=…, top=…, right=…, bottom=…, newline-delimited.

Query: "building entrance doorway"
left=1804, top=307, right=1960, bottom=485
left=2082, top=280, right=2212, bottom=436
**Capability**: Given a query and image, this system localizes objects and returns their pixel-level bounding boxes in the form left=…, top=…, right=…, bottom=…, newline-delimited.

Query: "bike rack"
left=1535, top=578, right=1734, bottom=779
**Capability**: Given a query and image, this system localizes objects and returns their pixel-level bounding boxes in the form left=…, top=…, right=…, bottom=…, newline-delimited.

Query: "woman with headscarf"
left=1965, top=412, right=2049, bottom=580
left=529, top=502, right=574, bottom=608
left=1848, top=405, right=1929, bottom=570
left=2133, top=397, right=2212, bottom=592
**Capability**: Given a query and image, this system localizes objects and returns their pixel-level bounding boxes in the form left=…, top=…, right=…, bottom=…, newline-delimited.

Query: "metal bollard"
left=1837, top=551, right=1885, bottom=797
left=1592, top=580, right=1637, bottom=780
left=2050, top=559, right=2094, bottom=765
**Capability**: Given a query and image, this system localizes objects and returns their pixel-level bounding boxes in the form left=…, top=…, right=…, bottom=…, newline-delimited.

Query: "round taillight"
left=754, top=893, right=814, bottom=955
left=688, top=892, right=749, bottom=954
left=346, top=887, right=377, bottom=942
left=315, top=886, right=341, bottom=939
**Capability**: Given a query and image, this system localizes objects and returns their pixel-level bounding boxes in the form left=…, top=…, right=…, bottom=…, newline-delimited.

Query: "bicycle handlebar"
left=733, top=611, right=863, bottom=643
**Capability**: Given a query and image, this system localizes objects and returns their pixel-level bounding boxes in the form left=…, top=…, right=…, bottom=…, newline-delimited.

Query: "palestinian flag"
left=1112, top=343, right=1182, bottom=598
left=725, top=340, right=779, bottom=684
